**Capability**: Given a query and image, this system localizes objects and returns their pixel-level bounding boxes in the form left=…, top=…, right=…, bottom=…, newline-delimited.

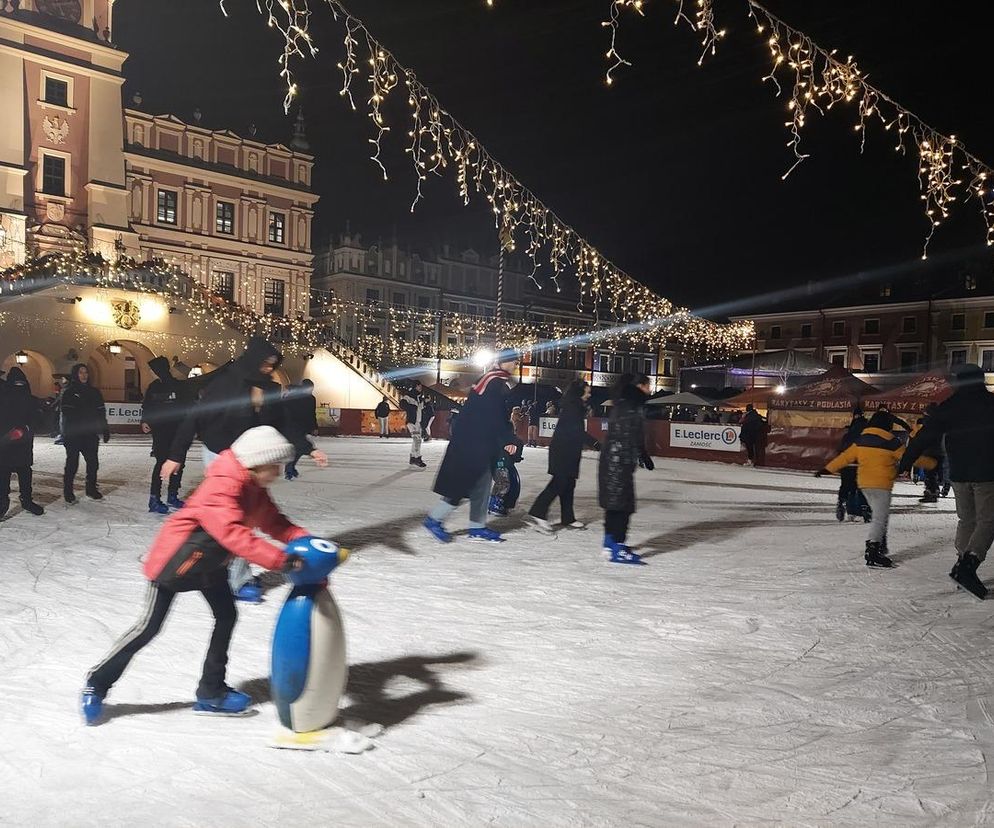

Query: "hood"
left=5, top=366, right=30, bottom=392
left=617, top=383, right=649, bottom=405
left=69, top=363, right=89, bottom=385
left=236, top=336, right=283, bottom=382
left=148, top=356, right=173, bottom=381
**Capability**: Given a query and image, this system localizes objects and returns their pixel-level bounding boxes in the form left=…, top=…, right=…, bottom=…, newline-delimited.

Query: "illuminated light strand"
left=603, top=0, right=645, bottom=86
left=228, top=0, right=752, bottom=356
left=662, top=0, right=994, bottom=256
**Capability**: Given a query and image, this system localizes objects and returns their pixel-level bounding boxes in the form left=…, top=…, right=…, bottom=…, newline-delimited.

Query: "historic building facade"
left=312, top=232, right=683, bottom=393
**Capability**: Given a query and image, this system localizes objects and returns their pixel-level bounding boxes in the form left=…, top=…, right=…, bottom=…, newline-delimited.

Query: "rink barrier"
left=105, top=409, right=842, bottom=472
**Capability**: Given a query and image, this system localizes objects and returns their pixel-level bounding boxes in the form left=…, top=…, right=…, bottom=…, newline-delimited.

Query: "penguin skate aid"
left=81, top=426, right=336, bottom=725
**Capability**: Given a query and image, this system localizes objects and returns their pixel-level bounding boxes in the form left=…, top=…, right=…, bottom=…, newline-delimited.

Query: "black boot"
left=86, top=485, right=103, bottom=500
left=919, top=491, right=938, bottom=504
left=20, top=499, right=44, bottom=516
left=951, top=553, right=988, bottom=599
left=865, top=540, right=893, bottom=568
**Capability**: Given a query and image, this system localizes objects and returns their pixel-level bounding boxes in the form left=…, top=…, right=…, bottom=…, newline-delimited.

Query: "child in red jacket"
left=81, top=426, right=310, bottom=725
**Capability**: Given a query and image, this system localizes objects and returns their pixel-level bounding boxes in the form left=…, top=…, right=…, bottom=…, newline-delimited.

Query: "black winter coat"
left=143, top=357, right=191, bottom=456
left=285, top=386, right=318, bottom=435
left=598, top=385, right=649, bottom=513
left=61, top=364, right=108, bottom=440
left=433, top=371, right=513, bottom=501
left=902, top=386, right=994, bottom=482
left=0, top=368, right=41, bottom=467
left=739, top=410, right=767, bottom=444
left=548, top=397, right=598, bottom=479
left=169, top=337, right=312, bottom=463
left=374, top=401, right=390, bottom=418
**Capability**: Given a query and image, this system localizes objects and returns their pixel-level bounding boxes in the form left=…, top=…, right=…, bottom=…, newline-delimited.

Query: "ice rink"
left=2, top=435, right=993, bottom=826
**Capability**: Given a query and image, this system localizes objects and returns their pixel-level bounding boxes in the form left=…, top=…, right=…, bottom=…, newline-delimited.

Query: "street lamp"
left=14, top=350, right=28, bottom=364
left=775, top=384, right=787, bottom=394
left=473, top=348, right=495, bottom=369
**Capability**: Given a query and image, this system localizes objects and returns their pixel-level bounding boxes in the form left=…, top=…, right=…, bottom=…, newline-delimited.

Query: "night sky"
left=114, top=1, right=994, bottom=316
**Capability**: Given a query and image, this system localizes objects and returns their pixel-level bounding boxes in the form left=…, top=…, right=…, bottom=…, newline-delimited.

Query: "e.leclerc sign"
left=669, top=423, right=741, bottom=453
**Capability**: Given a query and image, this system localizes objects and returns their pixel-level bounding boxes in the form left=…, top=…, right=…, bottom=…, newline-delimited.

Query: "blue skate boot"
left=166, top=494, right=186, bottom=510
left=607, top=538, right=646, bottom=565
left=423, top=516, right=452, bottom=543
left=148, top=496, right=169, bottom=515
left=81, top=688, right=104, bottom=725
left=193, top=687, right=252, bottom=716
left=467, top=527, right=504, bottom=543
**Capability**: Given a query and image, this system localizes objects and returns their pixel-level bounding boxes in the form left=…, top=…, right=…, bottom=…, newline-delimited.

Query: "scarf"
left=472, top=369, right=511, bottom=396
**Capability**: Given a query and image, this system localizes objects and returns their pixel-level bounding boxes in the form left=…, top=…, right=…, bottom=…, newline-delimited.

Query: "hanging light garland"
left=583, top=0, right=994, bottom=258
left=221, top=0, right=752, bottom=355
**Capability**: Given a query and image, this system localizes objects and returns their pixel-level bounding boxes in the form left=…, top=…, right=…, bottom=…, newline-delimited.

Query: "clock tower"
left=0, top=0, right=138, bottom=266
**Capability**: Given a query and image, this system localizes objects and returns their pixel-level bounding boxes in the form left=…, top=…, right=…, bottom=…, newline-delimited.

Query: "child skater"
left=489, top=433, right=524, bottom=517
left=80, top=426, right=311, bottom=725
left=817, top=410, right=904, bottom=568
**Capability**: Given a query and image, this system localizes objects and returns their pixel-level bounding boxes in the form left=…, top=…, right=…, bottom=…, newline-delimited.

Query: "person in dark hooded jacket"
left=598, top=373, right=653, bottom=565
left=141, top=356, right=191, bottom=514
left=61, top=363, right=109, bottom=503
left=160, top=337, right=327, bottom=600
left=0, top=367, right=45, bottom=517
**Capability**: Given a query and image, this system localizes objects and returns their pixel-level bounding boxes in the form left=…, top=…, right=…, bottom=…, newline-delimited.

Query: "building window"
left=392, top=292, right=406, bottom=307
left=644, top=358, right=653, bottom=376
left=965, top=273, right=978, bottom=291
left=447, top=336, right=458, bottom=348
left=215, top=201, right=235, bottom=235
left=982, top=349, right=994, bottom=373
left=263, top=278, right=285, bottom=316
left=900, top=350, right=918, bottom=372
left=902, top=316, right=917, bottom=334
left=211, top=271, right=234, bottom=303
left=600, top=354, right=611, bottom=373
left=951, top=313, right=966, bottom=331
left=399, top=262, right=406, bottom=276
left=268, top=212, right=285, bottom=244
left=156, top=190, right=178, bottom=224
left=864, top=319, right=880, bottom=335
left=828, top=350, right=847, bottom=367
left=769, top=325, right=782, bottom=340
left=44, top=76, right=69, bottom=108
left=384, top=259, right=392, bottom=275
left=985, top=312, right=994, bottom=329
left=41, top=155, right=66, bottom=196
left=365, top=288, right=380, bottom=306
left=949, top=349, right=968, bottom=366
left=862, top=351, right=880, bottom=373
left=663, top=357, right=673, bottom=377
left=417, top=295, right=431, bottom=309
left=832, top=321, right=845, bottom=337
left=800, top=323, right=812, bottom=338
left=879, top=283, right=892, bottom=298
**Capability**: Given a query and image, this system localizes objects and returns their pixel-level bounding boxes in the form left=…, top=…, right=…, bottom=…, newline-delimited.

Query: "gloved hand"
left=641, top=453, right=655, bottom=471
left=282, top=553, right=304, bottom=572
left=103, top=429, right=111, bottom=444
left=814, top=468, right=828, bottom=478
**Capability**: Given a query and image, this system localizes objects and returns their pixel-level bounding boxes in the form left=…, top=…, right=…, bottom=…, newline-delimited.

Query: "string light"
left=226, top=0, right=752, bottom=356
left=607, top=0, right=994, bottom=257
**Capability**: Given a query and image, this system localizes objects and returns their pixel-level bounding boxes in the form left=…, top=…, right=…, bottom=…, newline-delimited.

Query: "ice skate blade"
left=949, top=573, right=988, bottom=600
left=192, top=705, right=257, bottom=717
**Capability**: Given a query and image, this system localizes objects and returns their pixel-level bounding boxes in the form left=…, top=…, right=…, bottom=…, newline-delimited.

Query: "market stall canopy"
left=768, top=365, right=876, bottom=411
left=864, top=372, right=953, bottom=415
left=685, top=349, right=834, bottom=378
left=719, top=386, right=777, bottom=410
left=645, top=391, right=716, bottom=407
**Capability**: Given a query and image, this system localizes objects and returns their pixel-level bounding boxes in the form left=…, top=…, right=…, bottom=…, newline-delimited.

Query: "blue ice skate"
left=605, top=536, right=646, bottom=565
left=81, top=688, right=104, bottom=725
left=166, top=494, right=186, bottom=510
left=193, top=688, right=252, bottom=716
left=423, top=516, right=452, bottom=543
left=148, top=496, right=169, bottom=515
left=234, top=581, right=263, bottom=603
left=467, top=527, right=504, bottom=543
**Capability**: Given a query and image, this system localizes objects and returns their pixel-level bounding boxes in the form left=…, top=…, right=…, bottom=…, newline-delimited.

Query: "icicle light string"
left=226, top=0, right=750, bottom=354
left=590, top=0, right=994, bottom=257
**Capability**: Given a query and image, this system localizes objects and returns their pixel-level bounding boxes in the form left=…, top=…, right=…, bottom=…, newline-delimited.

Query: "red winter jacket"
left=143, top=449, right=308, bottom=591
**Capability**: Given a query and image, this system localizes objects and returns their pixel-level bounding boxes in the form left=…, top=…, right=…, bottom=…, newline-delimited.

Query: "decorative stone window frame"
left=36, top=147, right=72, bottom=200
left=825, top=347, right=848, bottom=368
left=38, top=69, right=75, bottom=113
left=859, top=347, right=882, bottom=373
left=267, top=209, right=287, bottom=246
left=155, top=186, right=179, bottom=225
left=214, top=198, right=237, bottom=236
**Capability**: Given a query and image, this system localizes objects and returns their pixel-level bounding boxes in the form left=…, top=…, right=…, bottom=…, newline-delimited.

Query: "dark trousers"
left=838, top=466, right=858, bottom=504
left=150, top=455, right=183, bottom=499
left=604, top=509, right=632, bottom=543
left=0, top=465, right=33, bottom=504
left=923, top=467, right=940, bottom=497
left=86, top=580, right=237, bottom=700
left=64, top=435, right=99, bottom=495
left=530, top=475, right=577, bottom=524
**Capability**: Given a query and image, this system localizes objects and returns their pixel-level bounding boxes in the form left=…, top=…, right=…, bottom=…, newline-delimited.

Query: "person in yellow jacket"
left=816, top=410, right=905, bottom=568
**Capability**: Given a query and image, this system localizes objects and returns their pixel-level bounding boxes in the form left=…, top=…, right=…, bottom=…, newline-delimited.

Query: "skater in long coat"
left=142, top=356, right=191, bottom=514
left=424, top=350, right=520, bottom=543
left=0, top=367, right=45, bottom=517
left=61, top=363, right=110, bottom=503
left=527, top=379, right=600, bottom=533
left=599, top=373, right=653, bottom=564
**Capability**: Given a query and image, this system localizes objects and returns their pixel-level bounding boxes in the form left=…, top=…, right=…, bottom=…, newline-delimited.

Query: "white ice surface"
left=2, top=436, right=993, bottom=826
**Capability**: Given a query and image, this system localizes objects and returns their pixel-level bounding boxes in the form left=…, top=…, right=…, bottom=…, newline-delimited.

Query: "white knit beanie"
left=230, top=426, right=295, bottom=469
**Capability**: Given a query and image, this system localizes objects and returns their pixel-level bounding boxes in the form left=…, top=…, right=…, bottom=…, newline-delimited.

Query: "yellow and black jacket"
left=825, top=426, right=905, bottom=490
